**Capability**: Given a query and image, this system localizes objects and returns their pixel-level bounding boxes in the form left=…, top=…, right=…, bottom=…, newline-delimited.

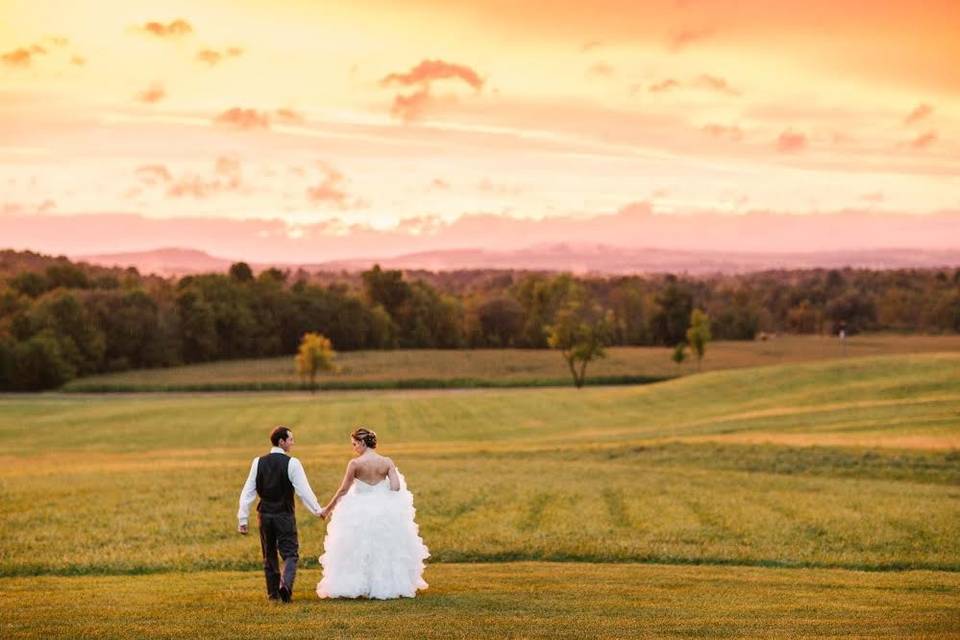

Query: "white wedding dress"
left=316, top=471, right=429, bottom=599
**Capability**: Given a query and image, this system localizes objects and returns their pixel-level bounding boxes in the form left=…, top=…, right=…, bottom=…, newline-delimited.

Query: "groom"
left=237, top=426, right=325, bottom=602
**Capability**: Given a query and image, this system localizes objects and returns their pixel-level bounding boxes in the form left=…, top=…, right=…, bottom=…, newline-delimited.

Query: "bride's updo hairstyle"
left=351, top=427, right=377, bottom=449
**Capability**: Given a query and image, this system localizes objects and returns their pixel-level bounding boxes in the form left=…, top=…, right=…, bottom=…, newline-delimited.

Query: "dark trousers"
left=258, top=512, right=299, bottom=599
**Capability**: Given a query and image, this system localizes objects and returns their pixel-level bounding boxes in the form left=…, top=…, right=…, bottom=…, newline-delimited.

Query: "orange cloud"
left=903, top=103, right=933, bottom=126
left=776, top=130, right=807, bottom=153
left=214, top=108, right=270, bottom=129
left=381, top=59, right=485, bottom=122
left=908, top=131, right=937, bottom=149
left=196, top=47, right=243, bottom=66
left=1, top=48, right=34, bottom=67
left=668, top=27, right=714, bottom=51
left=702, top=124, right=743, bottom=141
left=136, top=84, right=166, bottom=103
left=381, top=59, right=484, bottom=90
left=70, top=55, right=86, bottom=66
left=140, top=19, right=193, bottom=38
left=389, top=89, right=433, bottom=122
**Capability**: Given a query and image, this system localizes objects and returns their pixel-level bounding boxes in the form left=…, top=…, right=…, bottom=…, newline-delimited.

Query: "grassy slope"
left=62, top=334, right=960, bottom=390
left=1, top=353, right=957, bottom=577
left=2, top=564, right=958, bottom=640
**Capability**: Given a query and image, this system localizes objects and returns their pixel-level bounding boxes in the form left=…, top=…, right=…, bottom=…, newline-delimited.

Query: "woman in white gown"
left=316, top=427, right=429, bottom=599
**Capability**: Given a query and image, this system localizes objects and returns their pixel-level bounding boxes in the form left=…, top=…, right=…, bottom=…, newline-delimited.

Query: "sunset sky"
left=1, top=0, right=958, bottom=261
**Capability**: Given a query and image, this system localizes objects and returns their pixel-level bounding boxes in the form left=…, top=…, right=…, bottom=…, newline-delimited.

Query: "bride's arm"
left=386, top=459, right=400, bottom=492
left=322, top=460, right=356, bottom=516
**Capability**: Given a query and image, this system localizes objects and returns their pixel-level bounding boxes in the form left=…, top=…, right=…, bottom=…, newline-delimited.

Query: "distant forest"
left=1, top=249, right=959, bottom=390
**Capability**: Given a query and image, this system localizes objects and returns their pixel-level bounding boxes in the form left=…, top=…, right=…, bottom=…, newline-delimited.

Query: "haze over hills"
left=75, top=245, right=960, bottom=277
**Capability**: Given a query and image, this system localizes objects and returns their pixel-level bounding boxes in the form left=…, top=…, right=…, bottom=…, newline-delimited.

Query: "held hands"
left=318, top=508, right=328, bottom=520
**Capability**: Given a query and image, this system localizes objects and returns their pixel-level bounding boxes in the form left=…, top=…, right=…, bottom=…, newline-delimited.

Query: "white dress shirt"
left=237, top=447, right=323, bottom=525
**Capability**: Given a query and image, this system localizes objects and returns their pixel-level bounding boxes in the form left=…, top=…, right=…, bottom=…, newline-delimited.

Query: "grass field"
left=4, top=564, right=958, bottom=639
left=2, top=351, right=959, bottom=637
left=62, top=333, right=960, bottom=391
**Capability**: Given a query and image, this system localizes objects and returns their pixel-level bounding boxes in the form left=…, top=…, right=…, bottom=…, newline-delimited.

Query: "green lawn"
left=2, top=564, right=958, bottom=639
left=62, top=334, right=960, bottom=391
left=2, top=352, right=958, bottom=637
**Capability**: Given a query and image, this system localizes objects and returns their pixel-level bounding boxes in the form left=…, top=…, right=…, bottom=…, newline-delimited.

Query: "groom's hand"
left=238, top=523, right=248, bottom=535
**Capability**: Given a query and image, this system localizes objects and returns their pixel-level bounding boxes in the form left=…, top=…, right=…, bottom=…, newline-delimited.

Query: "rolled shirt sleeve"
left=287, top=457, right=324, bottom=516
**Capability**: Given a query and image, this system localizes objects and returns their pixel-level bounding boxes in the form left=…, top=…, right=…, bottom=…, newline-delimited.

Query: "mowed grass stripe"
left=0, top=354, right=957, bottom=576
left=61, top=334, right=960, bottom=390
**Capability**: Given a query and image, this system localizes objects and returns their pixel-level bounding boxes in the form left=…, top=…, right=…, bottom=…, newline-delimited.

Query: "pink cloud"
left=908, top=130, right=937, bottom=149
left=214, top=108, right=270, bottom=129
left=389, top=89, right=433, bottom=122
left=306, top=164, right=349, bottom=208
left=381, top=59, right=485, bottom=122
left=4, top=208, right=960, bottom=264
left=776, top=130, right=807, bottom=153
left=903, top=103, right=933, bottom=126
left=136, top=84, right=166, bottom=104
left=381, top=59, right=484, bottom=91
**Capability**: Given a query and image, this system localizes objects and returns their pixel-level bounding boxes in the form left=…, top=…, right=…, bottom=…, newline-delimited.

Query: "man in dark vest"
left=237, top=426, right=324, bottom=602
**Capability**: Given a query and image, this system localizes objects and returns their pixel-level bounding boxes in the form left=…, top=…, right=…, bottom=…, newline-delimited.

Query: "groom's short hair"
left=270, top=426, right=292, bottom=446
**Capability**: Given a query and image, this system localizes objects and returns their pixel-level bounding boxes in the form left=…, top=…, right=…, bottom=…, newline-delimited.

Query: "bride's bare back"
left=352, top=451, right=399, bottom=487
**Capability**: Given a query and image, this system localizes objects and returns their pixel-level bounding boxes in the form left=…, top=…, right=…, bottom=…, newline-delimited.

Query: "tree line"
left=0, top=249, right=958, bottom=390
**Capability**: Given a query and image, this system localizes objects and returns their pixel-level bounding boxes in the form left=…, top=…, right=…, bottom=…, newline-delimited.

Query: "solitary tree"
left=547, top=297, right=612, bottom=388
left=685, top=308, right=712, bottom=371
left=294, top=332, right=337, bottom=391
left=671, top=342, right=687, bottom=366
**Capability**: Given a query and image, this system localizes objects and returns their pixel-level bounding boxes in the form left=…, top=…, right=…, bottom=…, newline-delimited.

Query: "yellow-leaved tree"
left=294, top=333, right=337, bottom=391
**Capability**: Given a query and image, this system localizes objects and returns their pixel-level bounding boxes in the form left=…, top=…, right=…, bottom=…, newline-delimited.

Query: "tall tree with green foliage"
left=547, top=295, right=613, bottom=388
left=686, top=308, right=712, bottom=371
left=294, top=332, right=337, bottom=391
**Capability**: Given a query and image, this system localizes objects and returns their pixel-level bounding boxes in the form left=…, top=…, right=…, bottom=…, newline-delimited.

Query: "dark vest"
left=256, top=453, right=294, bottom=515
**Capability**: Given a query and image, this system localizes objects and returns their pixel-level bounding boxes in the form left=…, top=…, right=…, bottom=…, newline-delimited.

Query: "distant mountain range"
left=75, top=245, right=960, bottom=277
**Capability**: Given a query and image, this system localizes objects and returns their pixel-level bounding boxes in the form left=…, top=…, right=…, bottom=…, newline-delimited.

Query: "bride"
left=316, top=427, right=429, bottom=599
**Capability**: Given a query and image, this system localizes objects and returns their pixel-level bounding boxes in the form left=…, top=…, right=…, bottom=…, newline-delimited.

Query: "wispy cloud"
left=645, top=74, right=738, bottom=95
left=138, top=19, right=193, bottom=38
left=136, top=84, right=166, bottom=104
left=214, top=107, right=270, bottom=129
left=702, top=123, right=743, bottom=141
left=668, top=27, right=714, bottom=51
left=776, top=130, right=807, bottom=153
left=903, top=103, right=933, bottom=126
left=195, top=47, right=243, bottom=66
left=908, top=130, right=937, bottom=149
